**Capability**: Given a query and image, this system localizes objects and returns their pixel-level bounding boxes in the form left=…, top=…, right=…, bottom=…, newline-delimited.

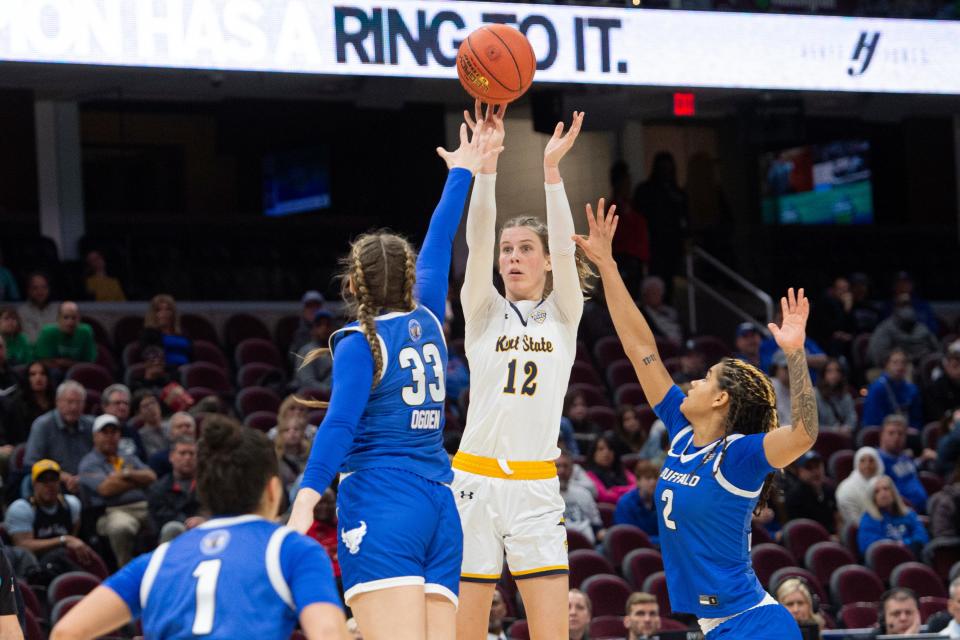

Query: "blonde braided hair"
left=500, top=216, right=596, bottom=297
left=298, top=232, right=417, bottom=407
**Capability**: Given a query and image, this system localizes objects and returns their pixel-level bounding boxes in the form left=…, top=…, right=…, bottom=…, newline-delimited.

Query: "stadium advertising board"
left=0, top=0, right=958, bottom=93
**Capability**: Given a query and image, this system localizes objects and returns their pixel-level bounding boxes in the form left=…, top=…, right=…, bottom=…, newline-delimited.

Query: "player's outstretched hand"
left=572, top=198, right=618, bottom=267
left=436, top=123, right=504, bottom=176
left=464, top=99, right=507, bottom=174
left=544, top=111, right=584, bottom=168
left=768, top=287, right=809, bottom=353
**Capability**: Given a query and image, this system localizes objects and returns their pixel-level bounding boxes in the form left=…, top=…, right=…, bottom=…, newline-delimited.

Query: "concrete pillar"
left=34, top=100, right=85, bottom=260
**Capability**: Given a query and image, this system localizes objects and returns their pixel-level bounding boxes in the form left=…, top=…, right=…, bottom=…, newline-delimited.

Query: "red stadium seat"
left=841, top=522, right=860, bottom=559
left=603, top=524, right=653, bottom=567
left=856, top=426, right=881, bottom=448
left=920, top=471, right=944, bottom=496
left=688, top=335, right=731, bottom=365
left=659, top=617, right=689, bottom=631
left=65, top=363, right=113, bottom=393
left=768, top=567, right=828, bottom=606
left=224, top=313, right=270, bottom=350
left=750, top=543, right=796, bottom=588
left=851, top=332, right=872, bottom=373
left=569, top=383, right=609, bottom=408
left=23, top=608, right=43, bottom=640
left=121, top=341, right=144, bottom=368
left=829, top=564, right=884, bottom=608
left=570, top=361, right=603, bottom=387
left=614, top=383, right=646, bottom=406
left=568, top=550, right=615, bottom=589
left=68, top=546, right=109, bottom=580
left=50, top=594, right=83, bottom=625
left=95, top=343, right=118, bottom=375
left=622, top=548, right=663, bottom=590
left=186, top=386, right=219, bottom=402
left=923, top=537, right=960, bottom=581
left=180, top=313, right=219, bottom=344
left=751, top=522, right=774, bottom=546
left=244, top=411, right=278, bottom=433
left=193, top=340, right=230, bottom=371
left=235, top=386, right=282, bottom=419
left=508, top=619, right=529, bottom=640
left=805, top=541, right=857, bottom=586
left=83, top=389, right=101, bottom=416
left=582, top=575, right=631, bottom=617
left=181, top=362, right=232, bottom=394
left=17, top=580, right=41, bottom=617
left=890, top=562, right=947, bottom=599
left=83, top=316, right=111, bottom=349
left=919, top=596, right=948, bottom=623
left=598, top=503, right=616, bottom=529
left=655, top=336, right=681, bottom=360
left=590, top=615, right=629, bottom=639
left=865, top=540, right=915, bottom=584
left=238, top=363, right=284, bottom=388
left=587, top=406, right=617, bottom=431
left=635, top=405, right=658, bottom=434
left=641, top=571, right=671, bottom=616
left=813, top=430, right=853, bottom=461
left=576, top=340, right=591, bottom=365
left=783, top=518, right=831, bottom=562
left=593, top=337, right=627, bottom=370
left=922, top=421, right=944, bottom=450
left=113, top=315, right=144, bottom=351
left=828, top=449, right=855, bottom=481
left=48, top=571, right=101, bottom=607
left=566, top=528, right=594, bottom=552
left=496, top=584, right=517, bottom=619
left=606, top=359, right=639, bottom=390
left=839, top=602, right=880, bottom=629
left=235, top=337, right=285, bottom=370
left=274, top=314, right=301, bottom=352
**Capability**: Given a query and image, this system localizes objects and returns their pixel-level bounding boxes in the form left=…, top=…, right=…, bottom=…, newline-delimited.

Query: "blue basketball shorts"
left=336, top=469, right=463, bottom=607
left=705, top=603, right=802, bottom=639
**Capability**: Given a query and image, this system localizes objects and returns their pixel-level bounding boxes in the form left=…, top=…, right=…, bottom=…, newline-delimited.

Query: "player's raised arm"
left=762, top=288, right=819, bottom=469
left=461, top=100, right=505, bottom=322
left=573, top=199, right=673, bottom=407
left=544, top=111, right=586, bottom=323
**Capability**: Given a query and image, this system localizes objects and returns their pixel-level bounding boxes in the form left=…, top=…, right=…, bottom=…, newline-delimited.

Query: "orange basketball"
left=457, top=24, right=536, bottom=104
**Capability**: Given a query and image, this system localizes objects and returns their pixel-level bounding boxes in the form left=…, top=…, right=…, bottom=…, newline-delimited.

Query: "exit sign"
left=674, top=92, right=695, bottom=117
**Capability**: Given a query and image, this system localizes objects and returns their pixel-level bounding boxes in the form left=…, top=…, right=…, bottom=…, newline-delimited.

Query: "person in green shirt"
left=34, top=301, right=96, bottom=370
left=0, top=307, right=32, bottom=366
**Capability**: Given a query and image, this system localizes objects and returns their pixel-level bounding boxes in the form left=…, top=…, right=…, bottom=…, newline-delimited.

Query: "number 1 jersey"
left=104, top=515, right=341, bottom=639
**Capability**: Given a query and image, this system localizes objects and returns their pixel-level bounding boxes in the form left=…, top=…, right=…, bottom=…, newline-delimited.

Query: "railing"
left=685, top=246, right=774, bottom=335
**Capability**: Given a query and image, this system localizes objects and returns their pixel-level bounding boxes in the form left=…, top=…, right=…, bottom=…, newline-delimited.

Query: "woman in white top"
left=453, top=102, right=593, bottom=639
left=835, top=446, right=884, bottom=526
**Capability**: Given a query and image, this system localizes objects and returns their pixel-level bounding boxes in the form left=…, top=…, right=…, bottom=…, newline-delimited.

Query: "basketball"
left=457, top=24, right=536, bottom=104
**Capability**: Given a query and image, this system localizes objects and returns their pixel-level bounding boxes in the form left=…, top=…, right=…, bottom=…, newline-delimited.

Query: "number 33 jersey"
left=653, top=386, right=777, bottom=619
left=104, top=515, right=341, bottom=639
left=460, top=295, right=577, bottom=461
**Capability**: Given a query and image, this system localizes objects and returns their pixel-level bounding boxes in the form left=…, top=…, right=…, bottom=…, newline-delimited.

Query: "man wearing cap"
left=3, top=459, right=94, bottom=569
left=867, top=294, right=940, bottom=367
left=293, top=309, right=334, bottom=393
left=24, top=380, right=93, bottom=493
left=33, top=301, right=96, bottom=371
left=785, top=450, right=839, bottom=534
left=733, top=322, right=762, bottom=368
left=147, top=435, right=203, bottom=544
left=927, top=340, right=960, bottom=423
left=289, top=290, right=326, bottom=360
left=78, top=414, right=156, bottom=566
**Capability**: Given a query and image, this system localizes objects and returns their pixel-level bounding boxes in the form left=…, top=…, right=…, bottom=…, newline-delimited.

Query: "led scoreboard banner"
left=0, top=0, right=958, bottom=94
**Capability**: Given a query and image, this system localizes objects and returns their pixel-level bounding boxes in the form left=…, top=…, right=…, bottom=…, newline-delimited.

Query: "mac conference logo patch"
left=200, top=530, right=231, bottom=555
left=408, top=319, right=422, bottom=342
left=532, top=310, right=547, bottom=325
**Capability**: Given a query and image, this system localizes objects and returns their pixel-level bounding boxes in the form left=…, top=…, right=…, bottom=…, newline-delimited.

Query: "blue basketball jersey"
left=653, top=386, right=776, bottom=619
left=104, top=515, right=341, bottom=639
left=328, top=305, right=451, bottom=484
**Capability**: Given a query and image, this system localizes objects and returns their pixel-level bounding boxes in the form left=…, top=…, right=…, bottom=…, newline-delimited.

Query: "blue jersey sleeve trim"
left=102, top=551, right=155, bottom=619
left=266, top=527, right=296, bottom=610
left=714, top=433, right=776, bottom=494
left=279, top=529, right=343, bottom=614
left=415, top=168, right=472, bottom=320
left=329, top=327, right=388, bottom=384
left=653, top=385, right=690, bottom=441
left=300, top=332, right=374, bottom=493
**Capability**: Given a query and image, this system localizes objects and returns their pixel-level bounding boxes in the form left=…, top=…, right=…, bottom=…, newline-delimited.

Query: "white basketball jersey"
left=459, top=295, right=577, bottom=461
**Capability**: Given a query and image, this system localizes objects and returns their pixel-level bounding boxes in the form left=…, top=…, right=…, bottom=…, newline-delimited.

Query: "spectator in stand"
left=639, top=276, right=682, bottom=345
left=937, top=411, right=960, bottom=478
left=884, top=271, right=938, bottom=335
left=0, top=250, right=20, bottom=302
left=878, top=587, right=922, bottom=636
left=932, top=577, right=960, bottom=636
left=815, top=358, right=858, bottom=432
left=769, top=351, right=791, bottom=428
left=83, top=250, right=126, bottom=302
left=812, top=276, right=858, bottom=359
left=857, top=475, right=929, bottom=557
left=774, top=578, right=825, bottom=631
left=24, top=380, right=93, bottom=492
left=140, top=294, right=192, bottom=369
left=863, top=349, right=923, bottom=429
left=443, top=312, right=470, bottom=410
left=623, top=592, right=660, bottom=640
left=557, top=451, right=604, bottom=545
left=868, top=298, right=940, bottom=368
left=614, top=460, right=660, bottom=545
left=562, top=389, right=600, bottom=441
left=0, top=339, right=24, bottom=456
left=568, top=589, right=593, bottom=640
left=128, top=345, right=171, bottom=395
left=633, top=151, right=687, bottom=303
left=0, top=307, right=32, bottom=366
left=34, top=301, right=96, bottom=371
left=609, top=161, right=648, bottom=298
left=927, top=340, right=960, bottom=423
left=293, top=309, right=334, bottom=394
left=929, top=466, right=960, bottom=538
left=637, top=418, right=668, bottom=467
left=78, top=414, right=157, bottom=566
left=585, top=434, right=636, bottom=504
left=101, top=384, right=147, bottom=463
left=836, top=447, right=885, bottom=527
left=268, top=395, right=317, bottom=442
left=878, top=414, right=930, bottom=512
left=17, top=273, right=57, bottom=342
left=785, top=450, right=839, bottom=534
left=487, top=588, right=508, bottom=640
left=670, top=344, right=707, bottom=385
left=305, top=488, right=341, bottom=591
left=276, top=414, right=310, bottom=491
left=289, top=290, right=326, bottom=360
left=147, top=411, right=196, bottom=477
left=760, top=309, right=827, bottom=379
left=849, top=272, right=883, bottom=334
left=131, top=390, right=167, bottom=459
left=10, top=361, right=54, bottom=441
left=147, top=436, right=202, bottom=543
left=4, top=459, right=95, bottom=572
left=732, top=322, right=762, bottom=369
left=609, top=405, right=647, bottom=456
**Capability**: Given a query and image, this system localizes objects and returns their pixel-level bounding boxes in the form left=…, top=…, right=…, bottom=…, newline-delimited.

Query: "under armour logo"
left=504, top=314, right=509, bottom=320
left=459, top=491, right=474, bottom=499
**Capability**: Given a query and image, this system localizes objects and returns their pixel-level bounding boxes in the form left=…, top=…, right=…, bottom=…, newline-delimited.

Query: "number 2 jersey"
left=104, top=515, right=341, bottom=639
left=653, top=385, right=777, bottom=618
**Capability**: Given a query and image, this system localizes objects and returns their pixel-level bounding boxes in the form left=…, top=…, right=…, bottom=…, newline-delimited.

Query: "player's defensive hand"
left=437, top=123, right=504, bottom=176
left=572, top=198, right=618, bottom=267
left=464, top=99, right=507, bottom=174
left=543, top=111, right=584, bottom=169
left=768, top=288, right=809, bottom=353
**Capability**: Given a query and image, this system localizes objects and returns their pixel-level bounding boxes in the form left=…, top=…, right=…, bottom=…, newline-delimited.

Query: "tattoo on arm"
left=642, top=353, right=657, bottom=366
left=786, top=349, right=819, bottom=442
